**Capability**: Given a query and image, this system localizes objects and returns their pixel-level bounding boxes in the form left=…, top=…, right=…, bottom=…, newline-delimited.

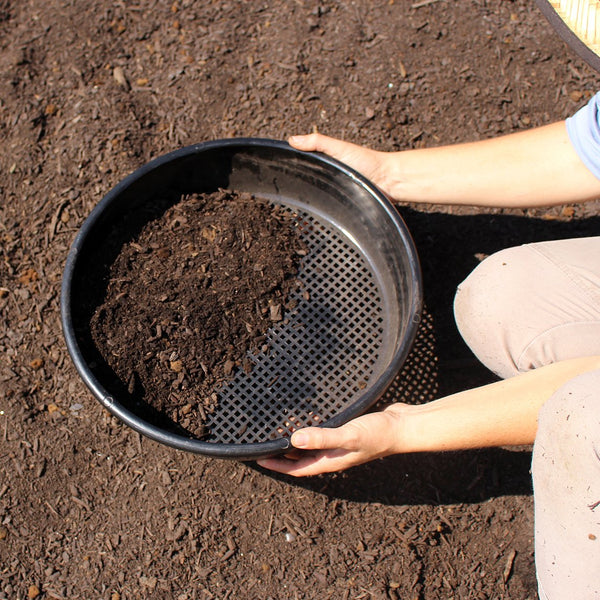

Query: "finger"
left=288, top=133, right=361, bottom=159
left=288, top=133, right=327, bottom=151
left=256, top=455, right=315, bottom=476
left=282, top=448, right=303, bottom=460
left=290, top=425, right=357, bottom=451
left=257, top=451, right=354, bottom=477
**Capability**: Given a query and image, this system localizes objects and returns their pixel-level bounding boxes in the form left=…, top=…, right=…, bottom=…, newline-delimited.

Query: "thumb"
left=288, top=133, right=326, bottom=151
left=291, top=425, right=357, bottom=451
left=288, top=133, right=355, bottom=160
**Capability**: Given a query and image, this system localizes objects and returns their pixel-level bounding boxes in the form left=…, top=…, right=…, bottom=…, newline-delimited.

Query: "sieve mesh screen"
left=205, top=204, right=386, bottom=444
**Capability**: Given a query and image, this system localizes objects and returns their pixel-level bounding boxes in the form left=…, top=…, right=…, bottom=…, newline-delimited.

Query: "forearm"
left=395, top=355, right=600, bottom=453
left=383, top=122, right=600, bottom=207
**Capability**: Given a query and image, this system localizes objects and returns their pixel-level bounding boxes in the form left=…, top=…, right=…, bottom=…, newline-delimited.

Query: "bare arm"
left=258, top=356, right=600, bottom=477
left=289, top=122, right=600, bottom=208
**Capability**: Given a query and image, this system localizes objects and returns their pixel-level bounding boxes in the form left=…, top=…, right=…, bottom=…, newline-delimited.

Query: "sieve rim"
left=60, top=138, right=422, bottom=461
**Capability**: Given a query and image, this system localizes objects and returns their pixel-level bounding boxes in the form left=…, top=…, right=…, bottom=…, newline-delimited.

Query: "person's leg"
left=454, top=236, right=600, bottom=379
left=532, top=369, right=600, bottom=599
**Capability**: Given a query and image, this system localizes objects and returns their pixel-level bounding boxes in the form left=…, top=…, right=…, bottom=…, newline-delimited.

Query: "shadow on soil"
left=256, top=208, right=600, bottom=507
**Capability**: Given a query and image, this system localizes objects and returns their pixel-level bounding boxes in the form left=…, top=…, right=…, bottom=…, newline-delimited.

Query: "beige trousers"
left=453, top=236, right=600, bottom=599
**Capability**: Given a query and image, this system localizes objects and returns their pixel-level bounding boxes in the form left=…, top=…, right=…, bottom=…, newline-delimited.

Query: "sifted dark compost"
left=90, top=189, right=307, bottom=437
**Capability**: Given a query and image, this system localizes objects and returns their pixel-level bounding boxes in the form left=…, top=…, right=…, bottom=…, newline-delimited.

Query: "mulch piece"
left=90, top=189, right=307, bottom=437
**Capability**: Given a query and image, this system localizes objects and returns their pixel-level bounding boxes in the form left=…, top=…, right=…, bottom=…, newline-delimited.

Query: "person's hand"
left=256, top=404, right=410, bottom=477
left=288, top=133, right=395, bottom=198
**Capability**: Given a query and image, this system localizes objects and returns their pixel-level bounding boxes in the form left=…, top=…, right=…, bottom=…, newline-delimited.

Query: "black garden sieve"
left=61, top=139, right=422, bottom=460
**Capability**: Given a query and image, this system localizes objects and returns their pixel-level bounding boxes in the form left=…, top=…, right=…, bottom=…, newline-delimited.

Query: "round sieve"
left=61, top=139, right=422, bottom=460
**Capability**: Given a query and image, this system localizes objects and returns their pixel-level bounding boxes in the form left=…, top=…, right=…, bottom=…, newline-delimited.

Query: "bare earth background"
left=1, top=1, right=599, bottom=599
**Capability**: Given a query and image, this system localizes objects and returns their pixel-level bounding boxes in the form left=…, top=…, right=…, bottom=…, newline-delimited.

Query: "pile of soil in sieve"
left=90, top=189, right=307, bottom=438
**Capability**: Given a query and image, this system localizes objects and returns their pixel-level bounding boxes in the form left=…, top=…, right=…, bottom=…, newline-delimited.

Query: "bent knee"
left=454, top=245, right=540, bottom=378
left=534, top=369, right=600, bottom=487
left=454, top=243, right=600, bottom=378
left=536, top=369, right=600, bottom=447
left=533, top=369, right=600, bottom=598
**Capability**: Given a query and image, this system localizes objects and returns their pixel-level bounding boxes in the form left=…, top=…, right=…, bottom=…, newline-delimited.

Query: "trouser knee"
left=454, top=240, right=600, bottom=379
left=532, top=369, right=600, bottom=598
left=453, top=246, right=532, bottom=378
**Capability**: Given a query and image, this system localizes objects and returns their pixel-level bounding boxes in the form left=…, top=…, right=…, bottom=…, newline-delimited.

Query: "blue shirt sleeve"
left=566, top=91, right=600, bottom=180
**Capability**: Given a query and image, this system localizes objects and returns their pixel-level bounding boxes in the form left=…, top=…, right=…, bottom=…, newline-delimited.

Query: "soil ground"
left=1, top=1, right=599, bottom=599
